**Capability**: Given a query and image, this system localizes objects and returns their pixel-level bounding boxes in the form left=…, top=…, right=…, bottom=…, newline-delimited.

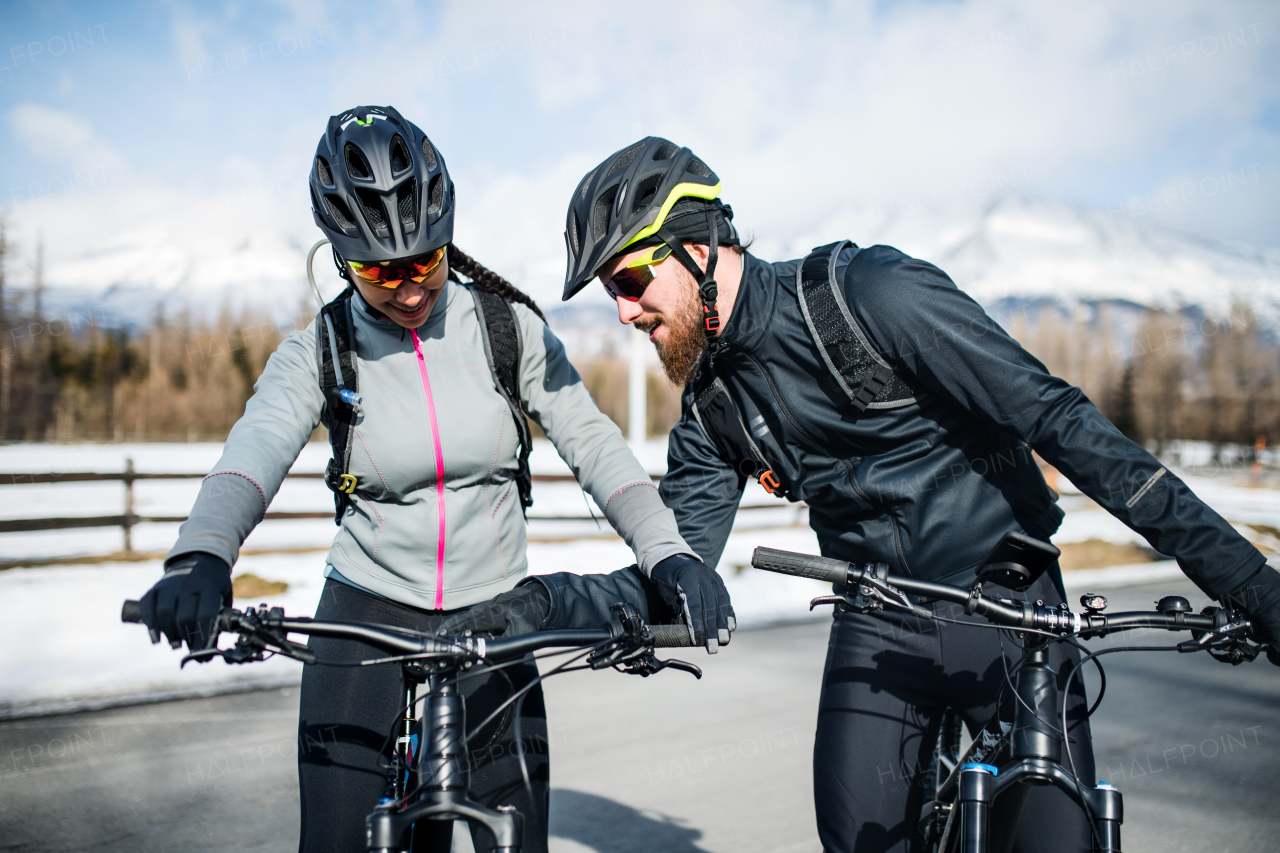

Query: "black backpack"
left=690, top=240, right=917, bottom=499
left=315, top=286, right=534, bottom=523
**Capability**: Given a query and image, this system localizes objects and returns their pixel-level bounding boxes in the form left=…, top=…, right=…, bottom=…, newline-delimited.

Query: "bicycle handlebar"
left=121, top=599, right=698, bottom=666
left=750, top=546, right=1226, bottom=636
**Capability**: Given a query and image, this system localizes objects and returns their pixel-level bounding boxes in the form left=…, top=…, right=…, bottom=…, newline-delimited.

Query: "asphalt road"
left=1, top=578, right=1276, bottom=853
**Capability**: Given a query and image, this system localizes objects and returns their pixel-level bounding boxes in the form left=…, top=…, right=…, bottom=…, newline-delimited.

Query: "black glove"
left=1223, top=563, right=1280, bottom=667
left=138, top=552, right=233, bottom=654
left=649, top=554, right=736, bottom=654
left=536, top=566, right=666, bottom=629
left=436, top=583, right=550, bottom=639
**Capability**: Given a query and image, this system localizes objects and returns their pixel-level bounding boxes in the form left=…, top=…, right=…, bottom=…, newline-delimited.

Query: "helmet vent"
left=396, top=179, right=417, bottom=229
left=652, top=141, right=679, bottom=161
left=315, top=156, right=335, bottom=188
left=345, top=143, right=374, bottom=181
left=686, top=158, right=712, bottom=178
left=354, top=188, right=387, bottom=231
left=568, top=214, right=581, bottom=256
left=632, top=174, right=662, bottom=213
left=592, top=186, right=617, bottom=241
left=421, top=137, right=439, bottom=170
left=426, top=174, right=444, bottom=215
left=578, top=168, right=597, bottom=200
left=389, top=134, right=412, bottom=176
left=324, top=194, right=357, bottom=233
left=605, top=143, right=643, bottom=177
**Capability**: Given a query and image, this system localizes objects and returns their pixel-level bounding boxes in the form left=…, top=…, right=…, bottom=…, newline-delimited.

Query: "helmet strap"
left=331, top=246, right=351, bottom=282
left=657, top=215, right=720, bottom=340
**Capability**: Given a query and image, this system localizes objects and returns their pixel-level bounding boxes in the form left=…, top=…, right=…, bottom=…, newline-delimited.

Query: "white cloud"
left=6, top=104, right=125, bottom=176
left=4, top=0, right=1279, bottom=313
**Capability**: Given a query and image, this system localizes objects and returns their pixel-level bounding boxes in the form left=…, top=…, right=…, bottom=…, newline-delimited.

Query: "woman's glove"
left=649, top=554, right=736, bottom=654
left=1225, top=564, right=1280, bottom=667
left=138, top=552, right=233, bottom=653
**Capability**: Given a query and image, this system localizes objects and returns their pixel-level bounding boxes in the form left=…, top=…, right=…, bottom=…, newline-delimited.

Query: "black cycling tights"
left=297, top=579, right=548, bottom=853
left=814, top=571, right=1095, bottom=853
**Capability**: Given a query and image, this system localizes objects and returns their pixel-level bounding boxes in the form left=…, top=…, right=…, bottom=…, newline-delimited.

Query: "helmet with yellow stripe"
left=561, top=137, right=731, bottom=301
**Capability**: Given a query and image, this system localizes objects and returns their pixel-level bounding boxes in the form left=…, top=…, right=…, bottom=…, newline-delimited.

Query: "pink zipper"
left=410, top=328, right=447, bottom=610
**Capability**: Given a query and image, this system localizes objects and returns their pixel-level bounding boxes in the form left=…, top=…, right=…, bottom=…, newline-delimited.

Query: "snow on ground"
left=1, top=441, right=1276, bottom=717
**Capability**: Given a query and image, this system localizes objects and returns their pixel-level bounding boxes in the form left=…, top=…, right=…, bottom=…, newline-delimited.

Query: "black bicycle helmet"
left=562, top=137, right=724, bottom=301
left=309, top=105, right=454, bottom=262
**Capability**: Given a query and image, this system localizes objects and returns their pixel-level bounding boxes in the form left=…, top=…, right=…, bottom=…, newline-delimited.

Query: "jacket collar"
left=715, top=251, right=774, bottom=352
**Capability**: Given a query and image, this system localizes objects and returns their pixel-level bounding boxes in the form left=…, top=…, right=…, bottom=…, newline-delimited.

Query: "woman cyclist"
left=135, top=105, right=728, bottom=853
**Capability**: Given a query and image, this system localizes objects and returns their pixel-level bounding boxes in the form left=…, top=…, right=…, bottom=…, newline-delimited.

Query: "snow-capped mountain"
left=11, top=196, right=1280, bottom=347
left=937, top=197, right=1280, bottom=331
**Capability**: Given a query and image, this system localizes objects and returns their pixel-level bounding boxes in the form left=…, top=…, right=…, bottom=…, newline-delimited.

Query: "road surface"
left=1, top=578, right=1276, bottom=852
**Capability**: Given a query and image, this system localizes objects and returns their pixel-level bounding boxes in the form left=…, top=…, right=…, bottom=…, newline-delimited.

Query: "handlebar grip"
left=121, top=600, right=142, bottom=624
left=751, top=547, right=849, bottom=585
left=651, top=624, right=697, bottom=647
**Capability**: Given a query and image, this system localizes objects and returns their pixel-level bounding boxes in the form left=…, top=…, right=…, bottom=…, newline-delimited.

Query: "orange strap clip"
left=759, top=470, right=782, bottom=495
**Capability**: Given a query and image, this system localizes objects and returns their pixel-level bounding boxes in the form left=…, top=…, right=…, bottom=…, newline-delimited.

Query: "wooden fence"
left=0, top=459, right=805, bottom=568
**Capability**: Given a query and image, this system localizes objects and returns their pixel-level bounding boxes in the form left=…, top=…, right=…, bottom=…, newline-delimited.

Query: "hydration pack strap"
left=316, top=291, right=361, bottom=524
left=797, top=241, right=916, bottom=412
left=691, top=371, right=787, bottom=498
left=470, top=287, right=535, bottom=511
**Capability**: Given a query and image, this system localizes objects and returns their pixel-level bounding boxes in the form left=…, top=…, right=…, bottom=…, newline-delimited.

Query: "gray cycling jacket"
left=167, top=280, right=695, bottom=610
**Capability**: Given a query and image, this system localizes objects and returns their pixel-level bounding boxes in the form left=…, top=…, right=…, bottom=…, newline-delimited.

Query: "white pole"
left=628, top=325, right=647, bottom=451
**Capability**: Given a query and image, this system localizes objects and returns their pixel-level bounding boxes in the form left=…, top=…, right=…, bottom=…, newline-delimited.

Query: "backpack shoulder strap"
left=689, top=363, right=789, bottom=499
left=796, top=241, right=916, bottom=412
left=470, top=286, right=535, bottom=511
left=316, top=290, right=361, bottom=524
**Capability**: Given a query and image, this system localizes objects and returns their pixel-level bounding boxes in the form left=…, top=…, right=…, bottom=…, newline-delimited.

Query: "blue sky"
left=1, top=0, right=1277, bottom=305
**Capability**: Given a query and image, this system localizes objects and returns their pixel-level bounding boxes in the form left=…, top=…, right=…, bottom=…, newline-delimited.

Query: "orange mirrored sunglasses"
left=348, top=246, right=446, bottom=289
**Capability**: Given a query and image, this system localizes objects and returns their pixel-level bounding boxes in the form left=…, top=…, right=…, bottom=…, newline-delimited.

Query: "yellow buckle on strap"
left=339, top=474, right=357, bottom=495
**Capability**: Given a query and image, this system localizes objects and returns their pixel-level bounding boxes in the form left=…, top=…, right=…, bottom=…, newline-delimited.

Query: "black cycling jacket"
left=659, top=244, right=1265, bottom=598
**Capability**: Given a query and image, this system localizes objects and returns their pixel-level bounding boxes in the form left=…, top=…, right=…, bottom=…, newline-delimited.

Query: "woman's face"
left=349, top=256, right=450, bottom=329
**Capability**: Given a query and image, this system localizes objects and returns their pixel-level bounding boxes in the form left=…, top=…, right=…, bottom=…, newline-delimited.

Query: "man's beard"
left=645, top=281, right=707, bottom=387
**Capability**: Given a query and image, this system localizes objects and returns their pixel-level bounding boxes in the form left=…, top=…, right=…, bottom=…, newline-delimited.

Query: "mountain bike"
left=121, top=598, right=699, bottom=853
left=748, top=543, right=1266, bottom=853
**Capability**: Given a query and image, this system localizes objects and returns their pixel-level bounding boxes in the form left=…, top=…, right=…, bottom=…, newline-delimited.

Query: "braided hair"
left=331, top=243, right=547, bottom=324
left=446, top=244, right=547, bottom=324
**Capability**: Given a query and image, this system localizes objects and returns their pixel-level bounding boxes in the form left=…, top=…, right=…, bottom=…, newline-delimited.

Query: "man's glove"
left=534, top=566, right=665, bottom=630
left=1224, top=563, right=1280, bottom=667
left=436, top=583, right=550, bottom=639
left=649, top=554, right=736, bottom=654
left=138, top=552, right=233, bottom=654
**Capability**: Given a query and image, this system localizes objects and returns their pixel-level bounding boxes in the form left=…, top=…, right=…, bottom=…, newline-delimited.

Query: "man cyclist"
left=558, top=136, right=1280, bottom=853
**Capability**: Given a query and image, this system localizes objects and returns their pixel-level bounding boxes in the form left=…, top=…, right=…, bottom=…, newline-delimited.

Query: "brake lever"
left=1179, top=616, right=1259, bottom=664
left=179, top=605, right=318, bottom=667
left=663, top=659, right=703, bottom=679
left=808, top=565, right=933, bottom=620
left=587, top=603, right=702, bottom=678
left=599, top=647, right=702, bottom=679
left=180, top=640, right=267, bottom=668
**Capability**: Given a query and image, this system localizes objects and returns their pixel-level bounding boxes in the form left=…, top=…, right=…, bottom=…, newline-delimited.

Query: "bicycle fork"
left=366, top=674, right=524, bottom=853
left=943, top=644, right=1123, bottom=853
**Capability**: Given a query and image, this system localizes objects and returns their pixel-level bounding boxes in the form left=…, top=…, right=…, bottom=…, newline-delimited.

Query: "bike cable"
left=462, top=646, right=602, bottom=747
left=510, top=686, right=535, bottom=805
left=1060, top=644, right=1180, bottom=853
left=1057, top=635, right=1107, bottom=733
